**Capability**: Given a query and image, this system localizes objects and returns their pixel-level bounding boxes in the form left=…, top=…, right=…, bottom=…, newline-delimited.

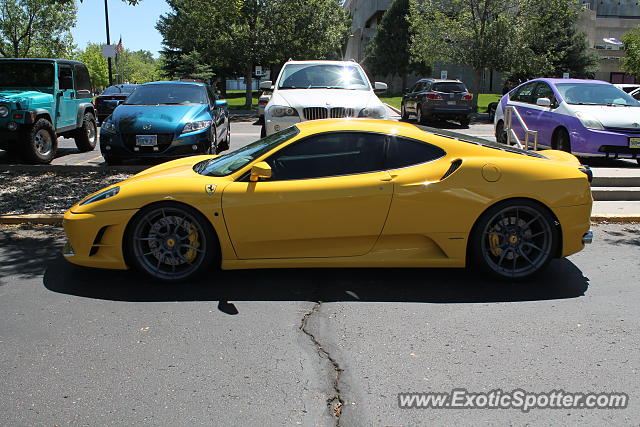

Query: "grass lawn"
left=223, top=90, right=259, bottom=110
left=380, top=93, right=503, bottom=113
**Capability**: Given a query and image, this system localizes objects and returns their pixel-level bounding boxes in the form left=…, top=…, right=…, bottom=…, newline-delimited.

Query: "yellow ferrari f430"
left=63, top=119, right=593, bottom=281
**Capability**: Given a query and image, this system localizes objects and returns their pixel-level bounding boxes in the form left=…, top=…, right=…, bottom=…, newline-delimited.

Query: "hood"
left=272, top=89, right=383, bottom=110
left=110, top=104, right=208, bottom=134
left=569, top=104, right=640, bottom=128
left=0, top=90, right=53, bottom=107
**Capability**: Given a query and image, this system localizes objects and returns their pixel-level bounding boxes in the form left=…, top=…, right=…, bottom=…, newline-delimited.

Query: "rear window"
left=431, top=82, right=467, bottom=93
left=102, top=85, right=138, bottom=95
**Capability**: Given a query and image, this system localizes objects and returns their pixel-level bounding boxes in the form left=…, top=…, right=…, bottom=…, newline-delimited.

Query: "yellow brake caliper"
left=489, top=227, right=502, bottom=257
left=184, top=223, right=200, bottom=263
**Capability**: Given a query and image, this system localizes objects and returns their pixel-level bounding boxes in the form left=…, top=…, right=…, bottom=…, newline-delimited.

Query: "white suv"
left=260, top=60, right=388, bottom=136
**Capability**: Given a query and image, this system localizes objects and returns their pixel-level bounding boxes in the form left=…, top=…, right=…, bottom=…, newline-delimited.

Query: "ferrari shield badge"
left=205, top=184, right=217, bottom=195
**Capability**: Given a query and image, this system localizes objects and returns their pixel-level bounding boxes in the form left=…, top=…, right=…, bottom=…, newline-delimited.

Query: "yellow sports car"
left=63, top=119, right=593, bottom=281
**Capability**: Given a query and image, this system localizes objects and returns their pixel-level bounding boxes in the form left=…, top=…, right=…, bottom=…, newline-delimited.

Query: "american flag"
left=115, top=37, right=123, bottom=54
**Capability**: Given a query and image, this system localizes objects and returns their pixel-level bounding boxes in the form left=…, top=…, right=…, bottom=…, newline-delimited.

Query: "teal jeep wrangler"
left=0, top=58, right=97, bottom=164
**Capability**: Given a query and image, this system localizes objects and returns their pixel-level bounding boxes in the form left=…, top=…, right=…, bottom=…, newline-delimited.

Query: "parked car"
left=613, top=83, right=640, bottom=94
left=629, top=86, right=640, bottom=101
left=99, top=80, right=230, bottom=165
left=260, top=59, right=388, bottom=137
left=63, top=118, right=592, bottom=282
left=401, top=78, right=473, bottom=126
left=257, top=87, right=272, bottom=122
left=94, top=84, right=138, bottom=124
left=494, top=78, right=640, bottom=164
left=0, top=58, right=97, bottom=164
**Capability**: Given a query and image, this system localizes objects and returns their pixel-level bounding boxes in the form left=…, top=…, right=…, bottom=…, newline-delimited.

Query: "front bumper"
left=62, top=209, right=138, bottom=270
left=570, top=126, right=640, bottom=158
left=100, top=127, right=211, bottom=160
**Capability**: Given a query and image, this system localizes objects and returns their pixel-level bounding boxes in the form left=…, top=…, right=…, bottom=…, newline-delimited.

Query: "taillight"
left=462, top=94, right=473, bottom=100
left=259, top=99, right=268, bottom=105
left=426, top=93, right=442, bottom=100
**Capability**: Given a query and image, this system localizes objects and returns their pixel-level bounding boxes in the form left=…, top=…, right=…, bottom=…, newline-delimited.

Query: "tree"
left=157, top=0, right=349, bottom=108
left=76, top=43, right=109, bottom=88
left=0, top=0, right=77, bottom=58
left=621, top=26, right=640, bottom=79
left=508, top=0, right=597, bottom=82
left=365, top=0, right=427, bottom=91
left=409, top=0, right=517, bottom=101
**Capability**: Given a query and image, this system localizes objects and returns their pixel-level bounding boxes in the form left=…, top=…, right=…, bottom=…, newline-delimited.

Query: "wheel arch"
left=121, top=199, right=223, bottom=269
left=465, top=196, right=564, bottom=267
left=76, top=103, right=96, bottom=127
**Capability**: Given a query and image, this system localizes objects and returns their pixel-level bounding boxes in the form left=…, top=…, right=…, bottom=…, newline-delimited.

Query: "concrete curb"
left=385, top=103, right=401, bottom=114
left=2, top=214, right=638, bottom=226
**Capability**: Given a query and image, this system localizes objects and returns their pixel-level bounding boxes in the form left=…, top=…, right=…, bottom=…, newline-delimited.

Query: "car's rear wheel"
left=470, top=199, right=558, bottom=280
left=553, top=128, right=571, bottom=152
left=126, top=203, right=217, bottom=282
left=22, top=119, right=57, bottom=164
left=74, top=112, right=98, bottom=152
left=416, top=104, right=426, bottom=125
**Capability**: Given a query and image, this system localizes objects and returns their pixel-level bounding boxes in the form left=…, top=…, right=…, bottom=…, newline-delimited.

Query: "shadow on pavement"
left=0, top=227, right=65, bottom=285
left=43, top=255, right=589, bottom=305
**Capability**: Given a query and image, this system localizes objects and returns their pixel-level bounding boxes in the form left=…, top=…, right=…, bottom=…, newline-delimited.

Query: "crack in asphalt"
left=300, top=302, right=345, bottom=426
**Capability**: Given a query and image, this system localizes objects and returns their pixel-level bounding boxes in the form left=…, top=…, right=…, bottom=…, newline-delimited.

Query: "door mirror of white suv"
left=374, top=82, right=388, bottom=92
left=536, top=97, right=551, bottom=107
left=259, top=81, right=273, bottom=90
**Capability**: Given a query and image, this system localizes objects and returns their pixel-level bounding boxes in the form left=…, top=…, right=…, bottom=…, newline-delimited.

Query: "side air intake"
left=440, top=159, right=462, bottom=181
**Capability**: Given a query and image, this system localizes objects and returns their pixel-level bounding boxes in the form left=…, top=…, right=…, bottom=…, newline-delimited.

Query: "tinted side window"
left=58, top=65, right=73, bottom=90
left=386, top=137, right=446, bottom=169
left=511, top=82, right=536, bottom=104
left=531, top=82, right=555, bottom=105
left=267, top=132, right=386, bottom=181
left=74, top=65, right=92, bottom=98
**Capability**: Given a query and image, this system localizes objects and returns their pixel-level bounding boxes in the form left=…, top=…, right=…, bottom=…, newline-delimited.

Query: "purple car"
left=494, top=78, right=640, bottom=164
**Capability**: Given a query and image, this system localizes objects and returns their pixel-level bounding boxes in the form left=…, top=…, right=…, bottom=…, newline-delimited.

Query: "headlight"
left=182, top=120, right=211, bottom=134
left=101, top=121, right=116, bottom=132
left=80, top=187, right=120, bottom=206
left=269, top=105, right=298, bottom=117
left=358, top=105, right=387, bottom=119
left=0, top=106, right=8, bottom=117
left=575, top=112, right=604, bottom=130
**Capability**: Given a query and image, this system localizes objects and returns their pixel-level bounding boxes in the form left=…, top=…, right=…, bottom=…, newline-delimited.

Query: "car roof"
left=141, top=80, right=206, bottom=87
left=532, top=78, right=611, bottom=85
left=0, top=58, right=86, bottom=66
left=417, top=78, right=464, bottom=83
left=283, top=60, right=362, bottom=67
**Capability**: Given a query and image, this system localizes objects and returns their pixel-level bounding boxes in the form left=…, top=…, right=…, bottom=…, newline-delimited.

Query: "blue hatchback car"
left=99, top=81, right=230, bottom=165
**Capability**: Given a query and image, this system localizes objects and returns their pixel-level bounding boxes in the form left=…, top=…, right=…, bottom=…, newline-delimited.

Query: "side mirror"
left=215, top=99, right=228, bottom=108
left=374, top=82, right=388, bottom=92
left=249, top=161, right=272, bottom=182
left=536, top=97, right=551, bottom=107
left=259, top=81, right=273, bottom=90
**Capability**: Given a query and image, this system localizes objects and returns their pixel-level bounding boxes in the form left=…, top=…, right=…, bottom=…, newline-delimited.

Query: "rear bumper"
left=423, top=105, right=473, bottom=116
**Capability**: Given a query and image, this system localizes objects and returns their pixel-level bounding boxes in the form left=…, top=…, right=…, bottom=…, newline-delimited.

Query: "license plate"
left=447, top=101, right=456, bottom=105
left=630, top=137, right=640, bottom=148
left=136, top=135, right=157, bottom=146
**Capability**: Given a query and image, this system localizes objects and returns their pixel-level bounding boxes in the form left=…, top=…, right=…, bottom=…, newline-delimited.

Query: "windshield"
left=278, top=63, right=370, bottom=90
left=124, top=84, right=207, bottom=105
left=556, top=83, right=640, bottom=107
left=431, top=82, right=467, bottom=93
left=194, top=127, right=300, bottom=176
left=102, top=84, right=138, bottom=95
left=0, top=62, right=54, bottom=88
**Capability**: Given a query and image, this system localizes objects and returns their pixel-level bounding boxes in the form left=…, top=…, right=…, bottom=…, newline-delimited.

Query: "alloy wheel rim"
left=87, top=121, right=96, bottom=142
left=34, top=130, right=52, bottom=156
left=132, top=207, right=206, bottom=280
left=480, top=205, right=553, bottom=278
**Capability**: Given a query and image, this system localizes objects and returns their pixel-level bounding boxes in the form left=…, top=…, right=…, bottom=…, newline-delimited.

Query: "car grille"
left=604, top=126, right=640, bottom=134
left=303, top=107, right=357, bottom=120
left=121, top=133, right=174, bottom=152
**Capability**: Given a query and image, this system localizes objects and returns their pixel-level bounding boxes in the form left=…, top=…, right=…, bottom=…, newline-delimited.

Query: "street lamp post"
left=104, top=0, right=113, bottom=86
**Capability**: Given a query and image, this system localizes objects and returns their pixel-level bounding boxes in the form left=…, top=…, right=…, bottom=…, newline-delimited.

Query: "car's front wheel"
left=469, top=199, right=558, bottom=280
left=553, top=128, right=571, bottom=152
left=495, top=120, right=507, bottom=144
left=459, top=115, right=470, bottom=127
left=126, top=202, right=217, bottom=282
left=22, top=119, right=57, bottom=164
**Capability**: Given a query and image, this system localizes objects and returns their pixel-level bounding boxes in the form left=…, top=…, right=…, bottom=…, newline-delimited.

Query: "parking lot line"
left=74, top=155, right=103, bottom=165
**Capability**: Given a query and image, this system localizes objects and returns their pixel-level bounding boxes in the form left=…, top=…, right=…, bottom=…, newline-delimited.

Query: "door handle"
left=380, top=174, right=397, bottom=182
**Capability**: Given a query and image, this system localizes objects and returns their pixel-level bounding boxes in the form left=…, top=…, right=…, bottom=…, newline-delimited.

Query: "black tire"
left=207, top=126, right=218, bottom=154
left=125, top=202, right=218, bottom=282
left=416, top=104, right=427, bottom=125
left=495, top=120, right=507, bottom=144
left=22, top=118, right=57, bottom=164
left=216, top=124, right=230, bottom=154
left=103, top=155, right=122, bottom=165
left=260, top=125, right=266, bottom=138
left=637, top=158, right=640, bottom=166
left=73, top=112, right=98, bottom=152
left=401, top=104, right=409, bottom=120
left=553, top=128, right=571, bottom=152
left=459, top=115, right=471, bottom=127
left=469, top=199, right=558, bottom=280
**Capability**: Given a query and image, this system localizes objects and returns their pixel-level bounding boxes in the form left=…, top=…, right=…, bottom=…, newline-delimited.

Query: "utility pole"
left=104, top=0, right=113, bottom=86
